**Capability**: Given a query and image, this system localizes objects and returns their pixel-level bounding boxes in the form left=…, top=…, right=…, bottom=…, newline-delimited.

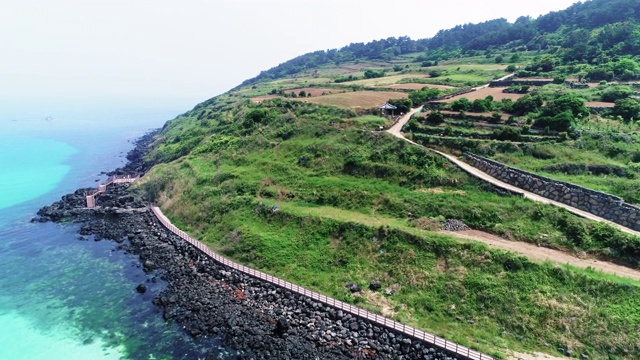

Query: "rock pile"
left=441, top=219, right=471, bottom=232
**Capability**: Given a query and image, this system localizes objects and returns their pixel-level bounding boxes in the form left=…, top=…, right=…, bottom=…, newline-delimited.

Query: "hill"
left=135, top=0, right=640, bottom=358
left=239, top=0, right=640, bottom=87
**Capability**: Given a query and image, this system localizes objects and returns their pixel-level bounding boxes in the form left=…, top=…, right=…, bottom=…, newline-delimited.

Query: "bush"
left=425, top=111, right=445, bottom=125
left=451, top=98, right=472, bottom=112
left=492, top=127, right=521, bottom=141
left=535, top=111, right=575, bottom=132
left=364, top=69, right=385, bottom=79
left=335, top=75, right=358, bottom=83
left=601, top=86, right=634, bottom=102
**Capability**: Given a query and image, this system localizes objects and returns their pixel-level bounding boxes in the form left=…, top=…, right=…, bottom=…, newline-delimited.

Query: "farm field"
left=585, top=101, right=615, bottom=108
left=251, top=88, right=337, bottom=103
left=346, top=74, right=430, bottom=87
left=301, top=90, right=407, bottom=109
left=386, top=83, right=456, bottom=90
left=435, top=87, right=526, bottom=103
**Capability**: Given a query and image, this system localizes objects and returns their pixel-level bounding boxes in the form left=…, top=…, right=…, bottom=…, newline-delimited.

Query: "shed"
left=379, top=103, right=398, bottom=116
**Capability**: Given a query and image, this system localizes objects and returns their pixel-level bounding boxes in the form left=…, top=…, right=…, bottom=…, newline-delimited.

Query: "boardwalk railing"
left=150, top=206, right=495, bottom=360
left=86, top=175, right=139, bottom=208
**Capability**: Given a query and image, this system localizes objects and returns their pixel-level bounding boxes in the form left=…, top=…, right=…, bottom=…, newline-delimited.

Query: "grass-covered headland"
left=136, top=1, right=640, bottom=357
left=137, top=94, right=640, bottom=358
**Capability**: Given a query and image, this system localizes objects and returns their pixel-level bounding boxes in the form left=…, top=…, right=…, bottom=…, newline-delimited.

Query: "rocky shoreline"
left=34, top=135, right=463, bottom=360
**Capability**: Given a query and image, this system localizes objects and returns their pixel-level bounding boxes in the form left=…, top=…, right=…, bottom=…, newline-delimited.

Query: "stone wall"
left=464, top=152, right=640, bottom=231
left=489, top=79, right=554, bottom=87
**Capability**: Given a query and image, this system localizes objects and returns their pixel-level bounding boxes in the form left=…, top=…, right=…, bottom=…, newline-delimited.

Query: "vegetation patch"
left=141, top=3, right=640, bottom=357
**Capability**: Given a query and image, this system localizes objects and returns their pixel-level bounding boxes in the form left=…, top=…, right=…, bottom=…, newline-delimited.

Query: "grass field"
left=387, top=83, right=457, bottom=90
left=346, top=74, right=432, bottom=87
left=302, top=90, right=408, bottom=109
left=141, top=51, right=640, bottom=359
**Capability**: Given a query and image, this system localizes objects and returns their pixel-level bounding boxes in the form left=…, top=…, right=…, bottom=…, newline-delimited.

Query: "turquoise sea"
left=0, top=111, right=231, bottom=359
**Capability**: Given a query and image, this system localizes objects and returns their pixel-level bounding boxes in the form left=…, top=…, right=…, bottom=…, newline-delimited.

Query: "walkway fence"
left=85, top=175, right=139, bottom=208
left=150, top=206, right=495, bottom=360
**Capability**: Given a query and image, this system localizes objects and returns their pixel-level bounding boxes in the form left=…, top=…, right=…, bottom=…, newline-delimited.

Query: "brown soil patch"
left=329, top=235, right=340, bottom=249
left=412, top=217, right=439, bottom=231
left=338, top=62, right=387, bottom=72
left=251, top=94, right=277, bottom=103
left=386, top=83, right=456, bottom=91
left=416, top=187, right=466, bottom=195
left=361, top=290, right=398, bottom=317
left=233, top=289, right=246, bottom=301
left=302, top=91, right=408, bottom=109
left=435, top=87, right=526, bottom=103
left=510, top=351, right=570, bottom=360
left=443, top=230, right=640, bottom=281
left=436, top=109, right=511, bottom=121
left=586, top=101, right=615, bottom=108
left=256, top=178, right=292, bottom=202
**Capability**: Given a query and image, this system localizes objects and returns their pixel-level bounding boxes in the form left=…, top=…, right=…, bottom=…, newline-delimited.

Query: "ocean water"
left=0, top=111, right=231, bottom=359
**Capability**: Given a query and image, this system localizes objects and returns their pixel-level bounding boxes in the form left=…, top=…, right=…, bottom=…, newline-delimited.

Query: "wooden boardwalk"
left=150, top=206, right=495, bottom=360
left=85, top=175, right=139, bottom=208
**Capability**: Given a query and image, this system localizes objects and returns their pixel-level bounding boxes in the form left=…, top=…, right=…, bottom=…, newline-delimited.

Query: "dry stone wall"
left=464, top=152, right=640, bottom=231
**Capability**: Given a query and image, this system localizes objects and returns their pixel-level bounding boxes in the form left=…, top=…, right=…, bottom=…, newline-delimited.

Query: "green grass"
left=138, top=59, right=640, bottom=359
left=346, top=115, right=391, bottom=128
left=156, top=196, right=640, bottom=358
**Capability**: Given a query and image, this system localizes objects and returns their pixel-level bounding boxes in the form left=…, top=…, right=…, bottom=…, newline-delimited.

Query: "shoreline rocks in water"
left=34, top=134, right=464, bottom=359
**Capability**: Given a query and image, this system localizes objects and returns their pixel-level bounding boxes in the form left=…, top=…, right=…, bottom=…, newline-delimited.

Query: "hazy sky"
left=1, top=0, right=579, bottom=116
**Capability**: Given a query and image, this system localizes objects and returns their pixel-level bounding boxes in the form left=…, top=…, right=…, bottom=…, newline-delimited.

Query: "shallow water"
left=0, top=111, right=232, bottom=359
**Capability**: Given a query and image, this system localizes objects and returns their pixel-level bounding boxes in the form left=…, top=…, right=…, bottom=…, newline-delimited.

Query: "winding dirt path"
left=387, top=107, right=640, bottom=281
left=388, top=107, right=640, bottom=237
left=444, top=230, right=640, bottom=281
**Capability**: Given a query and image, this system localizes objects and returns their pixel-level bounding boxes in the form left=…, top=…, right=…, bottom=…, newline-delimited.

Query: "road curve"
left=386, top=108, right=640, bottom=238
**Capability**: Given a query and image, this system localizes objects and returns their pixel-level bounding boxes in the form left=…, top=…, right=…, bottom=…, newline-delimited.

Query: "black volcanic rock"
left=33, top=132, right=461, bottom=360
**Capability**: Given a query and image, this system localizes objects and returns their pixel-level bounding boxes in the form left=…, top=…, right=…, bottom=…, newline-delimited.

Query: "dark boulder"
left=136, top=284, right=147, bottom=294
left=345, top=282, right=361, bottom=293
left=369, top=280, right=381, bottom=291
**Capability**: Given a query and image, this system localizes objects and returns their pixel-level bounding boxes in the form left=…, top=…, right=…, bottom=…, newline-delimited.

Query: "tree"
left=613, top=98, right=640, bottom=122
left=525, top=55, right=557, bottom=73
left=493, top=127, right=521, bottom=141
left=512, top=94, right=543, bottom=115
left=388, top=98, right=413, bottom=113
left=364, top=69, right=385, bottom=79
left=535, top=110, right=575, bottom=132
left=450, top=98, right=472, bottom=112
left=542, top=93, right=589, bottom=120
left=426, top=111, right=446, bottom=124
left=509, top=53, right=522, bottom=63
left=601, top=85, right=634, bottom=102
left=409, top=88, right=441, bottom=105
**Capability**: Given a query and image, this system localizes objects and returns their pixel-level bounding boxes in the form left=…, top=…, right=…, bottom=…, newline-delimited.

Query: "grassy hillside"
left=138, top=85, right=640, bottom=358
left=136, top=1, right=640, bottom=358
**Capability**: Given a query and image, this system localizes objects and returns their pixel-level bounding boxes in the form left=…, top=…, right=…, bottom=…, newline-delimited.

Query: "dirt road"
left=444, top=230, right=640, bottom=281
left=386, top=107, right=640, bottom=281
left=388, top=108, right=640, bottom=237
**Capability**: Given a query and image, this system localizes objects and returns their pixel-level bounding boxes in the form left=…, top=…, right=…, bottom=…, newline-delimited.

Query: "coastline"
left=35, top=133, right=465, bottom=359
